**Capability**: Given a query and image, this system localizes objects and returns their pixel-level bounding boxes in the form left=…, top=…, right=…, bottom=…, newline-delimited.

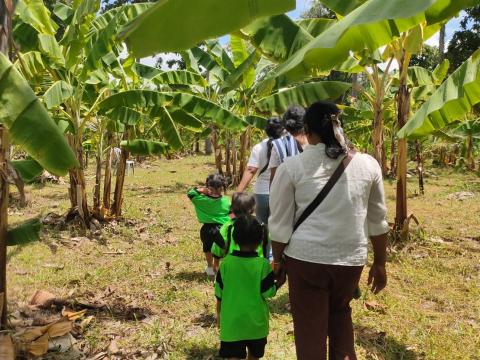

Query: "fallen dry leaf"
left=0, top=334, right=15, bottom=360
left=62, top=308, right=87, bottom=321
left=29, top=290, right=56, bottom=309
left=26, top=333, right=49, bottom=357
left=364, top=300, right=387, bottom=314
left=108, top=339, right=120, bottom=354
left=42, top=263, right=65, bottom=270
left=48, top=333, right=76, bottom=353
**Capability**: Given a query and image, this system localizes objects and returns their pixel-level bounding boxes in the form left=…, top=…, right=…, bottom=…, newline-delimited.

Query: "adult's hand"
left=273, top=262, right=287, bottom=289
left=367, top=263, right=387, bottom=294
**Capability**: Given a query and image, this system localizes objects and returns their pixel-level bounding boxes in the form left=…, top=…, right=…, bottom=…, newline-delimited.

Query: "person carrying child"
left=187, top=174, right=231, bottom=277
left=211, top=192, right=268, bottom=272
left=215, top=215, right=277, bottom=360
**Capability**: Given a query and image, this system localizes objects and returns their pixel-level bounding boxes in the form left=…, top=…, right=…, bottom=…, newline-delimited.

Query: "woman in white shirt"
left=236, top=117, right=284, bottom=225
left=269, top=101, right=389, bottom=360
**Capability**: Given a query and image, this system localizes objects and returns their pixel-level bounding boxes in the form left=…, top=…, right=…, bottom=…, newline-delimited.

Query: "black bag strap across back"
left=293, top=151, right=356, bottom=233
left=258, top=139, right=274, bottom=176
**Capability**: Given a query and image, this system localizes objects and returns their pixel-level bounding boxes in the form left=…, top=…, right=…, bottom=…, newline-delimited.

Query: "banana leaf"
left=221, top=51, right=260, bottom=93
left=230, top=35, right=256, bottom=89
left=433, top=59, right=450, bottom=85
left=274, top=0, right=476, bottom=81
left=318, top=0, right=366, bottom=15
left=15, top=0, right=58, bottom=35
left=169, top=109, right=204, bottom=132
left=7, top=218, right=42, bottom=246
left=133, top=63, right=162, bottom=80
left=120, top=139, right=170, bottom=156
left=0, top=54, right=78, bottom=176
left=151, top=107, right=184, bottom=149
left=44, top=81, right=73, bottom=109
left=152, top=70, right=207, bottom=87
left=99, top=90, right=246, bottom=130
left=398, top=49, right=480, bottom=139
left=255, top=81, right=351, bottom=113
left=14, top=51, right=45, bottom=84
left=108, top=106, right=143, bottom=126
left=119, top=0, right=296, bottom=57
left=10, top=159, right=44, bottom=183
left=245, top=115, right=268, bottom=130
left=297, top=18, right=336, bottom=37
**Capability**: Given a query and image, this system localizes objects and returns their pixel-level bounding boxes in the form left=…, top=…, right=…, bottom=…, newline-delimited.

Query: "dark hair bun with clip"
left=206, top=173, right=227, bottom=191
left=282, top=106, right=306, bottom=135
left=265, top=117, right=284, bottom=139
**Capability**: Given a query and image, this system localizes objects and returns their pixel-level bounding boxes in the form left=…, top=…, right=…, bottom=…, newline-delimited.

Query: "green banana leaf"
left=14, top=51, right=45, bottom=84
left=44, top=81, right=73, bottom=109
left=240, top=14, right=313, bottom=63
left=38, top=34, right=65, bottom=67
left=245, top=115, right=269, bottom=130
left=169, top=109, right=204, bottom=132
left=152, top=70, right=207, bottom=87
left=221, top=51, right=260, bottom=93
left=157, top=108, right=184, bottom=149
left=0, top=54, right=78, bottom=176
left=53, top=2, right=74, bottom=22
left=133, top=63, right=162, bottom=80
left=98, top=90, right=246, bottom=130
left=10, top=159, right=44, bottom=183
left=398, top=49, right=480, bottom=139
left=15, top=0, right=58, bottom=35
left=433, top=59, right=450, bottom=85
left=108, top=106, right=143, bottom=126
left=255, top=81, right=351, bottom=113
left=274, top=0, right=476, bottom=81
left=120, top=139, right=170, bottom=156
left=297, top=18, right=336, bottom=37
left=119, top=0, right=296, bottom=57
left=230, top=35, right=256, bottom=89
left=7, top=218, right=42, bottom=246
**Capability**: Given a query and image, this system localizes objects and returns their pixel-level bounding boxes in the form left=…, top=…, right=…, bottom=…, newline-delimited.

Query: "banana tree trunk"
left=93, top=154, right=102, bottom=214
left=195, top=138, right=200, bottom=153
left=0, top=0, right=12, bottom=328
left=467, top=135, right=475, bottom=171
left=389, top=129, right=396, bottom=177
left=205, top=137, right=213, bottom=155
left=395, top=62, right=411, bottom=230
left=232, top=136, right=237, bottom=183
left=112, top=132, right=129, bottom=217
left=212, top=128, right=223, bottom=175
left=103, top=134, right=113, bottom=212
left=225, top=134, right=232, bottom=179
left=237, top=127, right=251, bottom=186
left=372, top=104, right=388, bottom=175
left=67, top=135, right=90, bottom=225
left=0, top=126, right=9, bottom=328
left=415, top=140, right=424, bottom=196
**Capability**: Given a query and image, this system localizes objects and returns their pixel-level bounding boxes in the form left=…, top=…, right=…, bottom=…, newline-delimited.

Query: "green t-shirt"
left=187, top=188, right=231, bottom=225
left=211, top=218, right=265, bottom=258
left=215, top=251, right=276, bottom=342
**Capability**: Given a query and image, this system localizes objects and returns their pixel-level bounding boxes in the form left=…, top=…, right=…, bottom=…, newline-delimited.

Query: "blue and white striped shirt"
left=268, top=133, right=302, bottom=169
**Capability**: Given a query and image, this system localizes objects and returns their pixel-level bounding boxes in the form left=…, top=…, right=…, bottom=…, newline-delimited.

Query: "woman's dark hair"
left=233, top=215, right=264, bottom=248
left=205, top=173, right=227, bottom=192
left=282, top=105, right=306, bottom=135
left=265, top=117, right=284, bottom=139
left=231, top=192, right=256, bottom=216
left=304, top=101, right=346, bottom=159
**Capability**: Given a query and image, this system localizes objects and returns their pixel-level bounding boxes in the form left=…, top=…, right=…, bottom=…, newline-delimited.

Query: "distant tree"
left=446, top=6, right=480, bottom=70
left=155, top=54, right=186, bottom=70
left=301, top=0, right=336, bottom=19
left=101, top=0, right=154, bottom=12
left=410, top=45, right=441, bottom=71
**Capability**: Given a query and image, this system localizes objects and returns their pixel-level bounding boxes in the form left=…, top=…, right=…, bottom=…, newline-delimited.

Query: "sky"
left=141, top=0, right=465, bottom=69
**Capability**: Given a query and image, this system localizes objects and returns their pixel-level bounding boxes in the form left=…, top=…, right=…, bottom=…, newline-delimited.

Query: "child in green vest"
left=215, top=215, right=277, bottom=359
left=187, top=174, right=231, bottom=277
left=212, top=192, right=267, bottom=273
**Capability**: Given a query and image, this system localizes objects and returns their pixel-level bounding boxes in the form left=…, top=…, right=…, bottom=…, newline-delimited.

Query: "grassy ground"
left=6, top=155, right=480, bottom=359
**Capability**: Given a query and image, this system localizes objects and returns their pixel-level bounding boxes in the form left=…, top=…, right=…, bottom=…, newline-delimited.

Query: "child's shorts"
left=219, top=338, right=267, bottom=359
left=200, top=223, right=222, bottom=253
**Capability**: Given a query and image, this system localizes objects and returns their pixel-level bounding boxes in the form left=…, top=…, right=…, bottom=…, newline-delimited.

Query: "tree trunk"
left=395, top=58, right=411, bottom=230
left=237, top=128, right=250, bottom=186
left=93, top=154, right=102, bottom=213
left=212, top=128, right=223, bottom=175
left=439, top=25, right=446, bottom=60
left=103, top=134, right=113, bottom=212
left=195, top=138, right=200, bottom=153
left=84, top=151, right=89, bottom=169
left=415, top=140, right=424, bottom=196
left=232, top=136, right=237, bottom=183
left=225, top=134, right=232, bottom=179
left=205, top=137, right=213, bottom=155
left=0, top=0, right=12, bottom=328
left=351, top=73, right=359, bottom=99
left=0, top=126, right=9, bottom=328
left=467, top=135, right=475, bottom=171
left=389, top=129, right=397, bottom=177
left=372, top=104, right=388, bottom=175
left=67, top=135, right=90, bottom=225
left=112, top=133, right=129, bottom=217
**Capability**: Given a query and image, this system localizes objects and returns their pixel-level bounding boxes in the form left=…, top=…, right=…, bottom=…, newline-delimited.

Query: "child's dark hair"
left=282, top=105, right=306, bottom=135
left=206, top=173, right=227, bottom=192
left=233, top=215, right=264, bottom=248
left=231, top=192, right=255, bottom=216
left=304, top=101, right=347, bottom=159
left=265, top=117, right=284, bottom=139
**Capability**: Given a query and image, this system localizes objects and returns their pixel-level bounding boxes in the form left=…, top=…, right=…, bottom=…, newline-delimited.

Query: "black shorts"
left=219, top=338, right=267, bottom=359
left=200, top=223, right=221, bottom=253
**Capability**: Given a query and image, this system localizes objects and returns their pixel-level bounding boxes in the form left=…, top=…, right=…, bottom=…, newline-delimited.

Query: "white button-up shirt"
left=269, top=143, right=389, bottom=266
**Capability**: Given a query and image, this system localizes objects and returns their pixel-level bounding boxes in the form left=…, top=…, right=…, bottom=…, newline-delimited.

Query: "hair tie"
left=330, top=113, right=347, bottom=152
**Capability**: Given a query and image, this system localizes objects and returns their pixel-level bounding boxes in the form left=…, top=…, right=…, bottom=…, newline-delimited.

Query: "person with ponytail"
left=268, top=101, right=390, bottom=360
left=237, top=117, right=284, bottom=227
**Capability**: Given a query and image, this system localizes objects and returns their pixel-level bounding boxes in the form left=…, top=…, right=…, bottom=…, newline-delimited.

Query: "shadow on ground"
left=167, top=270, right=210, bottom=284
left=183, top=342, right=219, bottom=360
left=355, top=325, right=422, bottom=360
left=268, top=292, right=290, bottom=315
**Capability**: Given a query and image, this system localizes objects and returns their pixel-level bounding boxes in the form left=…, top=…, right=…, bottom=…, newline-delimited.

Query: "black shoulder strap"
left=225, top=223, right=234, bottom=253
left=258, top=139, right=274, bottom=176
left=293, top=151, right=356, bottom=233
left=295, top=139, right=304, bottom=154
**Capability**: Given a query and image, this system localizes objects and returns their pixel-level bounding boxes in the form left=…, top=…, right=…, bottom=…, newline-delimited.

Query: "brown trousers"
left=286, top=256, right=363, bottom=360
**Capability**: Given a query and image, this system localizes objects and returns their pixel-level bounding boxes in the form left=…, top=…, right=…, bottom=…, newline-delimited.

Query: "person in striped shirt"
left=268, top=106, right=309, bottom=183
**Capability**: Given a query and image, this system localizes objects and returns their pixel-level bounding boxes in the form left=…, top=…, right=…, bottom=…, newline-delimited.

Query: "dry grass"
left=6, top=156, right=480, bottom=359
